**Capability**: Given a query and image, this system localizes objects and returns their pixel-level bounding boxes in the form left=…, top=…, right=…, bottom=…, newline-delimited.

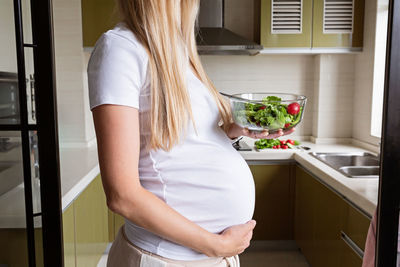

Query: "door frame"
left=376, top=0, right=400, bottom=264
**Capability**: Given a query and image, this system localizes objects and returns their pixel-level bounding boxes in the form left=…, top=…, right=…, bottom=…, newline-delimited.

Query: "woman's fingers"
left=243, top=128, right=270, bottom=139
left=244, top=127, right=296, bottom=139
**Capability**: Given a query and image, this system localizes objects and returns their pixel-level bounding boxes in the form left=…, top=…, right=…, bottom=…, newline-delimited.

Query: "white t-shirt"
left=87, top=22, right=255, bottom=261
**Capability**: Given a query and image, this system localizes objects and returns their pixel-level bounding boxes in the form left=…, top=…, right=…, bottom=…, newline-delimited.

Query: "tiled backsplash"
left=201, top=54, right=356, bottom=141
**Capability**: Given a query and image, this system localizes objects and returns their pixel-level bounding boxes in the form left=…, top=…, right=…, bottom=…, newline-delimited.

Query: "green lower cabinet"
left=74, top=175, right=109, bottom=267
left=62, top=175, right=110, bottom=267
left=295, top=166, right=370, bottom=267
left=63, top=204, right=76, bottom=267
left=294, top=167, right=318, bottom=264
left=114, top=213, right=125, bottom=237
left=339, top=238, right=363, bottom=267
left=249, top=164, right=295, bottom=240
left=0, top=228, right=43, bottom=267
left=312, top=177, right=345, bottom=267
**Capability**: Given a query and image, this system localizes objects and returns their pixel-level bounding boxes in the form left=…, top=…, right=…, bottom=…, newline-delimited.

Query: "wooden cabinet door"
left=260, top=0, right=313, bottom=48
left=81, top=0, right=119, bottom=47
left=249, top=164, right=295, bottom=240
left=312, top=0, right=365, bottom=47
left=312, top=178, right=346, bottom=267
left=294, top=166, right=316, bottom=264
left=339, top=237, right=363, bottom=267
left=63, top=204, right=76, bottom=267
left=74, top=175, right=109, bottom=267
left=295, top=166, right=370, bottom=267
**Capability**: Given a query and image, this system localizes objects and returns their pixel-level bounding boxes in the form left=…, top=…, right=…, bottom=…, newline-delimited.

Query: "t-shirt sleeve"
left=87, top=32, right=146, bottom=111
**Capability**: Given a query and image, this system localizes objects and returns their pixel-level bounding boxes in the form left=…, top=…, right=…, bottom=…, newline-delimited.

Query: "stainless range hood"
left=196, top=0, right=263, bottom=55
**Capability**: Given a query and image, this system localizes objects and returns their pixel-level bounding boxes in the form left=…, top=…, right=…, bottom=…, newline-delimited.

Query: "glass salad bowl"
left=221, top=93, right=307, bottom=133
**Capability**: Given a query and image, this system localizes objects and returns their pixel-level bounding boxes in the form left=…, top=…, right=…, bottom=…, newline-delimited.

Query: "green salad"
left=254, top=138, right=301, bottom=150
left=233, top=96, right=303, bottom=131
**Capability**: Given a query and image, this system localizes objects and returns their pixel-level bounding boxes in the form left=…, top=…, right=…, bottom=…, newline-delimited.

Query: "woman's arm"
left=92, top=104, right=255, bottom=257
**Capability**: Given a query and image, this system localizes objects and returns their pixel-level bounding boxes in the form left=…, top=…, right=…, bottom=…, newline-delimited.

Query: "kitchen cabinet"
left=260, top=0, right=313, bottom=48
left=261, top=0, right=364, bottom=49
left=249, top=164, right=296, bottom=240
left=312, top=0, right=364, bottom=48
left=0, top=228, right=44, bottom=267
left=294, top=166, right=370, bottom=267
left=107, top=210, right=125, bottom=242
left=63, top=204, right=76, bottom=267
left=81, top=0, right=119, bottom=47
left=61, top=174, right=109, bottom=267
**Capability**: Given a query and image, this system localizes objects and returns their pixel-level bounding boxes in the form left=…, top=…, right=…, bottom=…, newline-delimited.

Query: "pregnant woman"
left=88, top=1, right=294, bottom=266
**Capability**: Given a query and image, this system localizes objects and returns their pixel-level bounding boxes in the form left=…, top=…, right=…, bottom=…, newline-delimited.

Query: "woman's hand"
left=212, top=220, right=256, bottom=257
left=227, top=123, right=295, bottom=140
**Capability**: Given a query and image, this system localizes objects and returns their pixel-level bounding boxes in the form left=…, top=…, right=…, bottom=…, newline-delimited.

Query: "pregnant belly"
left=146, top=152, right=256, bottom=234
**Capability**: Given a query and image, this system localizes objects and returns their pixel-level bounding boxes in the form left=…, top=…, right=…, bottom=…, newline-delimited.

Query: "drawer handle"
left=340, top=231, right=364, bottom=259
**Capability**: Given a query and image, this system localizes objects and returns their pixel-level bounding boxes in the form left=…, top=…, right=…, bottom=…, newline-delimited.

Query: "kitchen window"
left=370, top=0, right=389, bottom=138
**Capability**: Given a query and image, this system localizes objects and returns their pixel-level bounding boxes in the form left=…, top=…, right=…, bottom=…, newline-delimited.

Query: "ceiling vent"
left=323, top=0, right=354, bottom=33
left=271, top=0, right=303, bottom=34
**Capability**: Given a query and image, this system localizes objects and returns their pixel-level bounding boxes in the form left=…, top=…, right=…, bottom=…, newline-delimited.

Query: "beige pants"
left=107, top=225, right=239, bottom=267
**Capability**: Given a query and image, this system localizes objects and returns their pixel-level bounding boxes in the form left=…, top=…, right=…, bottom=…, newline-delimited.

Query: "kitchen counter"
left=0, top=137, right=378, bottom=228
left=0, top=144, right=99, bottom=228
left=239, top=137, right=378, bottom=217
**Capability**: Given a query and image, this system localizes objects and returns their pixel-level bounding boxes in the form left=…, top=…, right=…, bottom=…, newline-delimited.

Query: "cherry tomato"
left=280, top=140, right=286, bottom=145
left=272, top=146, right=277, bottom=149
left=259, top=106, right=266, bottom=110
left=277, top=145, right=281, bottom=149
left=287, top=139, right=295, bottom=145
left=285, top=123, right=290, bottom=128
left=281, top=145, right=288, bottom=149
left=287, top=103, right=300, bottom=115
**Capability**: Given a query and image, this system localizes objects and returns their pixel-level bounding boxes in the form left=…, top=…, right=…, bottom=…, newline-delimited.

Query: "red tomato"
left=287, top=139, right=295, bottom=145
left=281, top=145, right=288, bottom=149
left=259, top=106, right=266, bottom=110
left=277, top=145, right=281, bottom=149
left=285, top=123, right=290, bottom=128
left=280, top=140, right=286, bottom=145
left=287, top=103, right=300, bottom=115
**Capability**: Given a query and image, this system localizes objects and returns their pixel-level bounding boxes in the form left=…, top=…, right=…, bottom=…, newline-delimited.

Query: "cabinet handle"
left=340, top=231, right=364, bottom=259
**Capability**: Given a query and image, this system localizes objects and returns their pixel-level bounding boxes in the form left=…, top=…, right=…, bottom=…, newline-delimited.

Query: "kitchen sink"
left=339, top=166, right=379, bottom=178
left=310, top=152, right=380, bottom=178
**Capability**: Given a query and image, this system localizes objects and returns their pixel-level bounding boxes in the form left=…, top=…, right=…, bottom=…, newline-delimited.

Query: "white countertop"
left=0, top=137, right=378, bottom=228
left=239, top=137, right=378, bottom=217
left=0, top=144, right=100, bottom=228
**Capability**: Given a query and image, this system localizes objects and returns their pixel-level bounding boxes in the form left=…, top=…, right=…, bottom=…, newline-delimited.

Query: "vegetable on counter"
left=255, top=138, right=301, bottom=150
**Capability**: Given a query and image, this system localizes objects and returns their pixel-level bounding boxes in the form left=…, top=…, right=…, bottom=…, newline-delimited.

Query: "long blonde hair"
left=116, top=0, right=232, bottom=151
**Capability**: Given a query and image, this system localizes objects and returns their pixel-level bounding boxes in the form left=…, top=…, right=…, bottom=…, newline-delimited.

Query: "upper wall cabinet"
left=81, top=0, right=118, bottom=47
left=312, top=0, right=364, bottom=47
left=261, top=0, right=365, bottom=49
left=261, top=0, right=313, bottom=47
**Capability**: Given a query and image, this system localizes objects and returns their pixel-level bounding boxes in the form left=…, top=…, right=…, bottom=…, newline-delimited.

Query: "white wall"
left=0, top=1, right=18, bottom=72
left=312, top=54, right=355, bottom=142
left=353, top=0, right=381, bottom=146
left=53, top=0, right=96, bottom=146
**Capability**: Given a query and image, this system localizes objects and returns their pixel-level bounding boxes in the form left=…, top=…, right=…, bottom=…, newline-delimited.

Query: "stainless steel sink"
left=310, top=152, right=380, bottom=178
left=339, top=166, right=379, bottom=178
